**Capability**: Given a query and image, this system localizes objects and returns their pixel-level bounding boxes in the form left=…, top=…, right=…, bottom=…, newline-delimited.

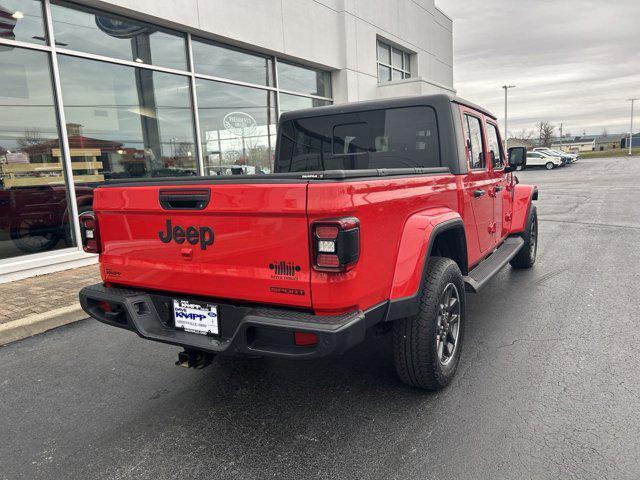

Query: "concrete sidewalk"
left=0, top=265, right=100, bottom=345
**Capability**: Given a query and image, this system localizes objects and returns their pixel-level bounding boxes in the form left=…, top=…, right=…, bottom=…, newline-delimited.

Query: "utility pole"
left=502, top=85, right=516, bottom=150
left=628, top=98, right=638, bottom=155
left=559, top=123, right=563, bottom=151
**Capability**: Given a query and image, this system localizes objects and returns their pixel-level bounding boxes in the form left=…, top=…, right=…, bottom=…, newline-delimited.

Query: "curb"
left=0, top=304, right=87, bottom=346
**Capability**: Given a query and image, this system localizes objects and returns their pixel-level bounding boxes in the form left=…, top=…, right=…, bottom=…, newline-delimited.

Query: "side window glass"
left=486, top=123, right=504, bottom=169
left=333, top=123, right=370, bottom=155
left=276, top=106, right=441, bottom=172
left=463, top=114, right=486, bottom=170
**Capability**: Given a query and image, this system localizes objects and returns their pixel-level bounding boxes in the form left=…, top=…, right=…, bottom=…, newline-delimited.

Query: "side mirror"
left=505, top=147, right=527, bottom=172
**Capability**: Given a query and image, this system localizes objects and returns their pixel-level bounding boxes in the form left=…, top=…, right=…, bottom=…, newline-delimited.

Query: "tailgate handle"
left=159, top=189, right=210, bottom=210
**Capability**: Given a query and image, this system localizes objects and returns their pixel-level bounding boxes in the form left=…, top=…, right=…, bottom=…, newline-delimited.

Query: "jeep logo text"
left=159, top=219, right=214, bottom=250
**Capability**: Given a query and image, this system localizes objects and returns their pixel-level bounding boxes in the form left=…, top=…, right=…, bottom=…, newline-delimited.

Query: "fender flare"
left=510, top=184, right=538, bottom=234
left=386, top=211, right=467, bottom=322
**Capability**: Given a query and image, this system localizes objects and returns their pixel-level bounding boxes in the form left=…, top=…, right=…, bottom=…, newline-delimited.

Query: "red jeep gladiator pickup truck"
left=79, top=94, right=537, bottom=390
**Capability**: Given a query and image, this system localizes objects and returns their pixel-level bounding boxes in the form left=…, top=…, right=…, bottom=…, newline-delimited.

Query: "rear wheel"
left=510, top=205, right=537, bottom=269
left=545, top=162, right=555, bottom=170
left=393, top=257, right=465, bottom=390
left=10, top=217, right=61, bottom=253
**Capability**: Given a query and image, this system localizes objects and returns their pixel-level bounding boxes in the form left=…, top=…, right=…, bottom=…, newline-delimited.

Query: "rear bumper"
left=79, top=283, right=385, bottom=359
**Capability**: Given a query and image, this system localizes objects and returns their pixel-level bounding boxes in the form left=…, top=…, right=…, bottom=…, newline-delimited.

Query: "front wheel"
left=392, top=257, right=465, bottom=390
left=510, top=205, right=537, bottom=269
left=545, top=162, right=555, bottom=170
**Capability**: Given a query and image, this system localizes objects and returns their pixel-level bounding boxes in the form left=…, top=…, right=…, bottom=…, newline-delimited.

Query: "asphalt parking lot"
left=1, top=157, right=639, bottom=479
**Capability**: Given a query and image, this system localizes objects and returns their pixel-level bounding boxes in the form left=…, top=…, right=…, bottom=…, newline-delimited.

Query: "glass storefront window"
left=192, top=38, right=274, bottom=87
left=0, top=0, right=333, bottom=269
left=50, top=1, right=187, bottom=71
left=196, top=80, right=276, bottom=175
left=277, top=60, right=331, bottom=98
left=57, top=55, right=197, bottom=185
left=0, top=47, right=76, bottom=260
left=0, top=0, right=46, bottom=45
left=279, top=93, right=331, bottom=115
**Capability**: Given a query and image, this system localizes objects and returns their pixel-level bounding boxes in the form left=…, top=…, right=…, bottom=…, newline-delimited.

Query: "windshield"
left=275, top=106, right=441, bottom=172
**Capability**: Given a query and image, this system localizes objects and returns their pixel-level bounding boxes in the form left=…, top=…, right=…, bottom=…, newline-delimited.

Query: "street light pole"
left=628, top=98, right=638, bottom=156
left=502, top=85, right=516, bottom=150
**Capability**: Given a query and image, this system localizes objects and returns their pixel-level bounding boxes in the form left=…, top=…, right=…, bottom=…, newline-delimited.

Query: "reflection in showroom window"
left=50, top=0, right=188, bottom=71
left=196, top=80, right=277, bottom=175
left=279, top=93, right=331, bottom=116
left=0, top=46, right=78, bottom=259
left=57, top=55, right=197, bottom=181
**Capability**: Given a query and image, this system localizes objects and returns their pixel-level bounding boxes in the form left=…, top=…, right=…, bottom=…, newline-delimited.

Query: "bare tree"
left=16, top=129, right=43, bottom=149
left=536, top=122, right=555, bottom=147
left=515, top=128, right=534, bottom=140
left=601, top=128, right=609, bottom=137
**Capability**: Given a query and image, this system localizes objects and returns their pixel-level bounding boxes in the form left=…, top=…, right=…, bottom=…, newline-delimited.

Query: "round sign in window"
left=223, top=112, right=258, bottom=138
left=95, top=16, right=150, bottom=39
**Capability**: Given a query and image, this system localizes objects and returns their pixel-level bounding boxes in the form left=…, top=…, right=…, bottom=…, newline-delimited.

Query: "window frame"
left=485, top=120, right=505, bottom=171
left=462, top=112, right=487, bottom=172
left=376, top=39, right=412, bottom=83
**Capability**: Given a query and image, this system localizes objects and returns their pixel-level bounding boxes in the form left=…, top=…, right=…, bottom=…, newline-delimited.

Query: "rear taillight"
left=312, top=217, right=360, bottom=272
left=80, top=212, right=101, bottom=254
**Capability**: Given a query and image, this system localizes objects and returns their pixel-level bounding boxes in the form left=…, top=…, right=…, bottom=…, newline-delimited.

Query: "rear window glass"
left=276, top=106, right=440, bottom=172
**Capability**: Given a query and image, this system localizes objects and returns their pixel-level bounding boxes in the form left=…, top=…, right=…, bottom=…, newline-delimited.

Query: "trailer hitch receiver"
left=175, top=349, right=215, bottom=369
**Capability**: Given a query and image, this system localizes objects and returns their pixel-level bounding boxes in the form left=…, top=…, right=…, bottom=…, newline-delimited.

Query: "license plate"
left=173, top=299, right=219, bottom=336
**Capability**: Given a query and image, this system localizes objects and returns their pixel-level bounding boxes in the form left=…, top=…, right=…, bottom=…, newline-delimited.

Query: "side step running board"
left=463, top=236, right=525, bottom=293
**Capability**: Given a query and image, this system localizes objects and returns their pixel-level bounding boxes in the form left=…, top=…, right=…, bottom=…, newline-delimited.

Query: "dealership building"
left=0, top=0, right=453, bottom=282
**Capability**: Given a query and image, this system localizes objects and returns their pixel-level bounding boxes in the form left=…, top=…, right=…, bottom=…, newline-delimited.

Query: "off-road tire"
left=510, top=204, right=537, bottom=269
left=10, top=218, right=61, bottom=253
left=392, top=257, right=465, bottom=390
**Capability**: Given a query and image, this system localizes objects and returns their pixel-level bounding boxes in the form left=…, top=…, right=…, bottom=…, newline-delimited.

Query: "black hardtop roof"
left=279, top=93, right=497, bottom=122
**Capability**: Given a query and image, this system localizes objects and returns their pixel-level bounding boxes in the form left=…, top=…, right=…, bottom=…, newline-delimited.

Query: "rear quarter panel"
left=308, top=174, right=462, bottom=315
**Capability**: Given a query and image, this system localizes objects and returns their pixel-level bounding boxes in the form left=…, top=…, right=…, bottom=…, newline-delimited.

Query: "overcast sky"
left=436, top=0, right=640, bottom=138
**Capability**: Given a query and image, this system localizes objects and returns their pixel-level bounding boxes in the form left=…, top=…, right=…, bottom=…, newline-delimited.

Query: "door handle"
left=473, top=189, right=486, bottom=198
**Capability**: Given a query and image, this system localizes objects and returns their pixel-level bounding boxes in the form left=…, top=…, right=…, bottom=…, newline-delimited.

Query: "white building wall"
left=89, top=0, right=454, bottom=102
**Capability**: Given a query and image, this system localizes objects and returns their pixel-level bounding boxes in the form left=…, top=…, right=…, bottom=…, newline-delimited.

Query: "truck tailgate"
left=94, top=182, right=311, bottom=308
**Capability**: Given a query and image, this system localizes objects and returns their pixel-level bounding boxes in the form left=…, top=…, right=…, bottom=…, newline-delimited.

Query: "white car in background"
left=534, top=147, right=579, bottom=163
left=526, top=151, right=564, bottom=170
